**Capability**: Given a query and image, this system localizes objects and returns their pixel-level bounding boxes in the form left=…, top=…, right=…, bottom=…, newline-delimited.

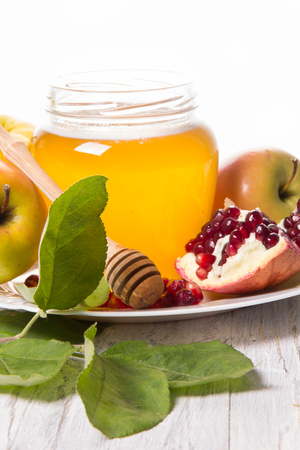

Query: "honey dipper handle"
left=0, top=125, right=165, bottom=308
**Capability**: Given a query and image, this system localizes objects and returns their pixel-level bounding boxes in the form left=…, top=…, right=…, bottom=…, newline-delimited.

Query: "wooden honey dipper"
left=0, top=125, right=165, bottom=309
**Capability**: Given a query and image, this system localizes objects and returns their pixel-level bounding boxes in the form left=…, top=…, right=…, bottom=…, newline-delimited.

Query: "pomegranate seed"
left=222, top=217, right=238, bottom=235
left=205, top=238, right=216, bottom=254
left=25, top=274, right=39, bottom=288
left=195, top=253, right=216, bottom=270
left=211, top=214, right=225, bottom=231
left=211, top=209, right=224, bottom=219
left=195, top=232, right=205, bottom=242
left=196, top=267, right=208, bottom=280
left=185, top=281, right=204, bottom=303
left=237, top=222, right=251, bottom=239
left=293, top=235, right=300, bottom=247
left=229, top=230, right=245, bottom=249
left=185, top=239, right=197, bottom=253
left=175, top=289, right=195, bottom=306
left=268, top=224, right=279, bottom=234
left=214, top=230, right=225, bottom=243
left=291, top=214, right=300, bottom=224
left=168, top=279, right=186, bottom=295
left=262, top=217, right=272, bottom=226
left=284, top=216, right=293, bottom=229
left=223, top=206, right=240, bottom=219
left=162, top=278, right=169, bottom=291
left=226, top=243, right=238, bottom=257
left=287, top=228, right=297, bottom=239
left=264, top=233, right=280, bottom=249
left=245, top=210, right=263, bottom=231
left=151, top=292, right=176, bottom=309
left=193, top=242, right=205, bottom=256
left=202, top=222, right=214, bottom=238
left=255, top=223, right=270, bottom=242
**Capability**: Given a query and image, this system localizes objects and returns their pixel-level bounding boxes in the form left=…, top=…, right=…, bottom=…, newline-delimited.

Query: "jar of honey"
left=31, top=70, right=218, bottom=279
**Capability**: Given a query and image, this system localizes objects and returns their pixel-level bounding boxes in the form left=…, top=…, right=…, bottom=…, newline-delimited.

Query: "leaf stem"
left=0, top=310, right=44, bottom=343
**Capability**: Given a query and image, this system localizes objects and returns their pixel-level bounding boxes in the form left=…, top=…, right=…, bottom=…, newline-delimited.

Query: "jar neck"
left=46, top=70, right=199, bottom=138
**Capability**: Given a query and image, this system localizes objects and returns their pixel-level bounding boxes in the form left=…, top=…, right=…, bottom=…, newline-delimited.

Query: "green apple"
left=213, top=149, right=300, bottom=223
left=0, top=116, right=35, bottom=158
left=0, top=160, right=48, bottom=283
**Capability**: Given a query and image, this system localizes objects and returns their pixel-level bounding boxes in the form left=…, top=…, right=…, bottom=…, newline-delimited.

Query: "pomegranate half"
left=175, top=204, right=300, bottom=295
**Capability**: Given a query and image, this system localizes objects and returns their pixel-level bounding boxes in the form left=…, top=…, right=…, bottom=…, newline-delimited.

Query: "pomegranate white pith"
left=175, top=205, right=300, bottom=294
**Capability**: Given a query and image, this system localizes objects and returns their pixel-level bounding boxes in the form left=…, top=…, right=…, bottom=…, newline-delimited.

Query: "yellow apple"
left=0, top=115, right=35, bottom=159
left=0, top=159, right=48, bottom=283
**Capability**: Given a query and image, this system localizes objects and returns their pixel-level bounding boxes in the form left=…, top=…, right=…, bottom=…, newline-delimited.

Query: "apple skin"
left=213, top=149, right=300, bottom=223
left=0, top=115, right=35, bottom=158
left=0, top=160, right=48, bottom=283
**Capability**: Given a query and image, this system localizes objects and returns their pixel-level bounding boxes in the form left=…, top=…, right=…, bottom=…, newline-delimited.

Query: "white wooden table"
left=1, top=295, right=300, bottom=450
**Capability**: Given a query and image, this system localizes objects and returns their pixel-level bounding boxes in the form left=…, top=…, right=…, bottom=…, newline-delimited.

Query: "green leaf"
left=0, top=339, right=74, bottom=386
left=34, top=176, right=108, bottom=312
left=0, top=310, right=106, bottom=344
left=77, top=327, right=170, bottom=439
left=76, top=277, right=110, bottom=309
left=102, top=340, right=255, bottom=388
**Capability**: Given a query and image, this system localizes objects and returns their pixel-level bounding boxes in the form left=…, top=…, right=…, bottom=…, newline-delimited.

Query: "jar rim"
left=49, top=69, right=194, bottom=94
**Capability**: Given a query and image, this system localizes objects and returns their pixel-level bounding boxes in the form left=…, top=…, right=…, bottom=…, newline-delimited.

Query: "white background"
left=1, top=0, right=300, bottom=164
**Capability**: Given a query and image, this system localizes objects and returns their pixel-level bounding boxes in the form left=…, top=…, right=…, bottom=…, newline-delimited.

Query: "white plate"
left=1, top=273, right=300, bottom=323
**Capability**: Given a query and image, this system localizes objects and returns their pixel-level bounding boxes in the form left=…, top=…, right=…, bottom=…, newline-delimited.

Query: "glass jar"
left=31, top=70, right=218, bottom=279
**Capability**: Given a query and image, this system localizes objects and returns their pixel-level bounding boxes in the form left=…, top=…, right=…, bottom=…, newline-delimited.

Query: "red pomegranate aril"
left=291, top=214, right=300, bottom=224
left=211, top=214, right=225, bottom=231
left=245, top=210, right=263, bottom=231
left=202, top=223, right=214, bottom=238
left=268, top=224, right=279, bottom=234
left=284, top=216, right=293, bottom=229
left=151, top=292, right=176, bottom=309
left=255, top=223, right=270, bottom=242
left=162, top=277, right=169, bottom=291
left=294, top=222, right=300, bottom=234
left=287, top=227, right=297, bottom=239
left=196, top=266, right=208, bottom=280
left=293, top=235, right=300, bottom=248
left=223, top=206, right=241, bottom=219
left=229, top=230, right=245, bottom=248
left=211, top=209, right=224, bottom=219
left=185, top=239, right=197, bottom=253
left=195, top=232, right=205, bottom=242
left=193, top=242, right=205, bottom=256
left=195, top=253, right=216, bottom=266
left=205, top=238, right=216, bottom=254
left=185, top=281, right=204, bottom=302
left=175, top=289, right=195, bottom=306
left=168, top=279, right=186, bottom=295
left=25, top=274, right=39, bottom=288
left=264, top=233, right=280, bottom=249
left=222, top=217, right=238, bottom=235
left=262, top=217, right=272, bottom=226
left=214, top=230, right=225, bottom=243
left=237, top=222, right=251, bottom=239
left=226, top=242, right=238, bottom=257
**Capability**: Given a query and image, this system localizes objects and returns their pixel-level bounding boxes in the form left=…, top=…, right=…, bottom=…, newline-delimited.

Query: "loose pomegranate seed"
left=25, top=274, right=39, bottom=288
left=185, top=281, right=204, bottom=303
left=237, top=222, right=251, bottom=239
left=205, top=238, right=216, bottom=254
left=211, top=214, right=225, bottom=231
left=175, top=289, right=195, bottom=306
left=162, top=278, right=169, bottom=291
left=268, top=224, right=279, bottom=234
left=223, top=206, right=241, bottom=219
left=222, top=217, right=238, bottom=235
left=185, top=239, right=197, bottom=253
left=168, top=279, right=186, bottom=295
left=151, top=292, right=176, bottom=309
left=195, top=253, right=216, bottom=270
left=255, top=223, right=270, bottom=242
left=226, top=242, right=238, bottom=257
left=193, top=242, right=206, bottom=255
left=264, top=233, right=280, bottom=249
left=229, top=230, right=245, bottom=249
left=245, top=210, right=263, bottom=231
left=196, top=266, right=208, bottom=280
